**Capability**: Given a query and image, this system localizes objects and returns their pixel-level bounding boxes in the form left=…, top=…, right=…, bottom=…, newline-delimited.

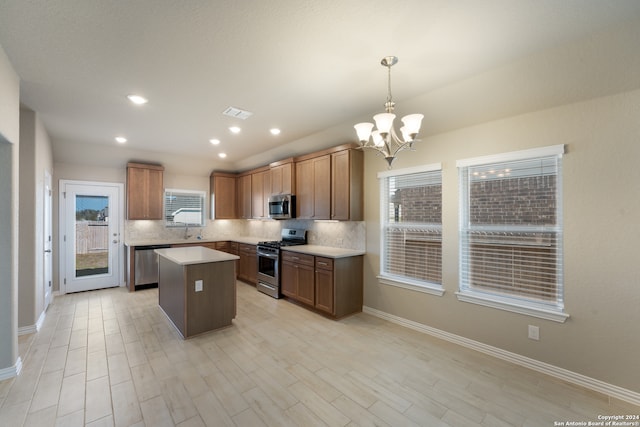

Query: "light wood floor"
left=1, top=282, right=637, bottom=427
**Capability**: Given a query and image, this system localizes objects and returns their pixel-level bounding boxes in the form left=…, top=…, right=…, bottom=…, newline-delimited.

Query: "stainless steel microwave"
left=268, top=194, right=295, bottom=219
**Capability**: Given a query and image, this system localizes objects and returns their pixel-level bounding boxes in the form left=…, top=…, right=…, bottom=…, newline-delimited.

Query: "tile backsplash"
left=125, top=219, right=365, bottom=250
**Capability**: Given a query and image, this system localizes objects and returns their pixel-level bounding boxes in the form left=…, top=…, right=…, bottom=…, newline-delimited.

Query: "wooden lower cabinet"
left=282, top=251, right=363, bottom=318
left=237, top=243, right=257, bottom=284
left=281, top=252, right=315, bottom=305
left=314, top=257, right=334, bottom=314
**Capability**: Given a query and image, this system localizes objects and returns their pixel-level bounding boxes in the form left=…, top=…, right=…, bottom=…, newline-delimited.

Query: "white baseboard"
left=363, top=306, right=640, bottom=407
left=18, top=309, right=47, bottom=336
left=17, top=325, right=37, bottom=336
left=35, top=310, right=46, bottom=331
left=0, top=357, right=22, bottom=381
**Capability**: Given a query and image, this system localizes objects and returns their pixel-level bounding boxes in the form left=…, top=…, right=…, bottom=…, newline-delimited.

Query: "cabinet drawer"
left=238, top=243, right=256, bottom=253
left=282, top=251, right=314, bottom=266
left=315, top=257, right=333, bottom=271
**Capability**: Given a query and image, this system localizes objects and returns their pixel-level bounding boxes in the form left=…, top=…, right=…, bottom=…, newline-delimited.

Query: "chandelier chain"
left=386, top=64, right=393, bottom=107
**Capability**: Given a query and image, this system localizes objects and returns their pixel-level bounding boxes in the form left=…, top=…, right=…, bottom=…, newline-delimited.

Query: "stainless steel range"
left=256, top=228, right=307, bottom=298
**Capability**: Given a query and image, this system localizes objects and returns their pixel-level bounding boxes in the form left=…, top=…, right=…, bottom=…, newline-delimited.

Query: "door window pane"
left=75, top=195, right=109, bottom=277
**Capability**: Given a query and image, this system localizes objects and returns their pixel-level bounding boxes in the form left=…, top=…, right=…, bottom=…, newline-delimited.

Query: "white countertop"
left=127, top=237, right=364, bottom=258
left=155, top=246, right=239, bottom=265
left=282, top=245, right=365, bottom=259
left=233, top=237, right=262, bottom=245
left=124, top=236, right=262, bottom=247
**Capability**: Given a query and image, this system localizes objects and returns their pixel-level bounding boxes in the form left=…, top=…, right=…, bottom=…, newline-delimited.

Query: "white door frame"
left=43, top=170, right=53, bottom=310
left=59, top=179, right=125, bottom=294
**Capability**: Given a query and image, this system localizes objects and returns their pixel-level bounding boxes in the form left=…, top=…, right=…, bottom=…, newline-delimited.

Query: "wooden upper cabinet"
left=210, top=172, right=236, bottom=219
left=270, top=159, right=295, bottom=195
left=295, top=154, right=330, bottom=219
left=127, top=162, right=164, bottom=220
left=331, top=149, right=363, bottom=221
left=251, top=168, right=271, bottom=219
left=236, top=173, right=252, bottom=219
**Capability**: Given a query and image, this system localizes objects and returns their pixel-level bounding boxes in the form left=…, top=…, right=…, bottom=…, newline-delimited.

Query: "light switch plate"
left=195, top=280, right=203, bottom=292
left=528, top=325, right=539, bottom=340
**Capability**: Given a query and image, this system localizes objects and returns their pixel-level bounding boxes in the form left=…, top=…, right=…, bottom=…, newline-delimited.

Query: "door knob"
left=44, top=249, right=52, bottom=253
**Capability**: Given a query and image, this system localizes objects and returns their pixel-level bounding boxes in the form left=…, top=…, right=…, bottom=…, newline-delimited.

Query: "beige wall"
left=363, top=88, right=640, bottom=394
left=0, top=43, right=20, bottom=374
left=18, top=108, right=53, bottom=329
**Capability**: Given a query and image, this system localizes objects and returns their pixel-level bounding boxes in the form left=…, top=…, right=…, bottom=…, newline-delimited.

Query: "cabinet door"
left=281, top=261, right=296, bottom=298
left=262, top=170, right=271, bottom=217
left=146, top=168, right=164, bottom=219
left=295, top=159, right=314, bottom=218
left=211, top=174, right=236, bottom=219
left=251, top=171, right=264, bottom=218
left=315, top=258, right=334, bottom=314
left=237, top=174, right=252, bottom=219
left=313, top=155, right=331, bottom=219
left=295, top=155, right=330, bottom=219
left=238, top=244, right=257, bottom=284
left=331, top=150, right=350, bottom=220
left=127, top=167, right=148, bottom=219
left=296, top=263, right=315, bottom=306
left=127, top=165, right=164, bottom=220
left=271, top=162, right=294, bottom=195
left=247, top=250, right=257, bottom=284
left=331, top=149, right=363, bottom=221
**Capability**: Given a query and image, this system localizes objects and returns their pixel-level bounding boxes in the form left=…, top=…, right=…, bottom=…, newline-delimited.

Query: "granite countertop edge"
left=155, top=246, right=240, bottom=265
left=124, top=236, right=262, bottom=246
left=282, top=245, right=365, bottom=258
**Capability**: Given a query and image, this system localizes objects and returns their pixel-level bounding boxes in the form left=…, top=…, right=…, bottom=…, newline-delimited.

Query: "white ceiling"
left=1, top=0, right=640, bottom=174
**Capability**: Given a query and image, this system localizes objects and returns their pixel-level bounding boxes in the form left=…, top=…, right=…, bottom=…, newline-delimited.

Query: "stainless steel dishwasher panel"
left=134, top=245, right=170, bottom=286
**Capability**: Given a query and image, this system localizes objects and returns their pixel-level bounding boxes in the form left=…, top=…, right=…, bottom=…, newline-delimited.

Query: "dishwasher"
left=134, top=245, right=171, bottom=287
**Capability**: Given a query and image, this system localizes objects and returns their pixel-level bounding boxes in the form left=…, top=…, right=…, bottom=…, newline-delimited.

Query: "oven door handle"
left=257, top=252, right=279, bottom=259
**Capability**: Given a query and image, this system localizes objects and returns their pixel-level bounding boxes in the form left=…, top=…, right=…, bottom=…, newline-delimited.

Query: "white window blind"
left=379, top=164, right=442, bottom=291
left=164, top=189, right=206, bottom=227
left=458, top=146, right=566, bottom=320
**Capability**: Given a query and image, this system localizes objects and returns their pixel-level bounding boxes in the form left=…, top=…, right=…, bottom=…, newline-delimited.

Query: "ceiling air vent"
left=222, top=106, right=253, bottom=120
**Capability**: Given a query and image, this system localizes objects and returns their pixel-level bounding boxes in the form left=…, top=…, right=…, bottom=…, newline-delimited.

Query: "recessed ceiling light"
left=127, top=94, right=148, bottom=105
left=209, top=138, right=220, bottom=145
left=229, top=126, right=241, bottom=134
left=270, top=128, right=281, bottom=135
left=218, top=153, right=227, bottom=158
left=115, top=136, right=127, bottom=143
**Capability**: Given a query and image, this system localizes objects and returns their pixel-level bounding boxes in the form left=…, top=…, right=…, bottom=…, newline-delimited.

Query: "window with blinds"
left=164, top=189, right=206, bottom=227
left=378, top=164, right=442, bottom=293
left=457, top=145, right=567, bottom=320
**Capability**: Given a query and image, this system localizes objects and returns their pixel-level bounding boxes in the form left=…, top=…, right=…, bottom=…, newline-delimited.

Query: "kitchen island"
left=155, top=246, right=240, bottom=338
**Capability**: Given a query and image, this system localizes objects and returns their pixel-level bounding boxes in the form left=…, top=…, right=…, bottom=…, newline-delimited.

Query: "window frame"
left=164, top=188, right=207, bottom=228
left=456, top=145, right=569, bottom=323
left=378, top=163, right=444, bottom=296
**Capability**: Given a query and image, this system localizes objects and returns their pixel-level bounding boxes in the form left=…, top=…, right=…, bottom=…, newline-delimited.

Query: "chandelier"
left=354, top=56, right=424, bottom=167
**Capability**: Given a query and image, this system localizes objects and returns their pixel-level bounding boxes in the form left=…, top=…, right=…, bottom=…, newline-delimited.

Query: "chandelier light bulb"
left=373, top=113, right=395, bottom=135
left=400, top=127, right=411, bottom=143
left=354, top=122, right=374, bottom=142
left=401, top=114, right=424, bottom=137
left=371, top=130, right=384, bottom=147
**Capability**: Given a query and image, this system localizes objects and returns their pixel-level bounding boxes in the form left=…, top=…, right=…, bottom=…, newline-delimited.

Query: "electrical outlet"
left=195, top=280, right=203, bottom=292
left=528, top=325, right=540, bottom=341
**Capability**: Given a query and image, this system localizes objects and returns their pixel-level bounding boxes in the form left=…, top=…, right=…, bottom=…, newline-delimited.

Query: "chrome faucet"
left=184, top=224, right=189, bottom=239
